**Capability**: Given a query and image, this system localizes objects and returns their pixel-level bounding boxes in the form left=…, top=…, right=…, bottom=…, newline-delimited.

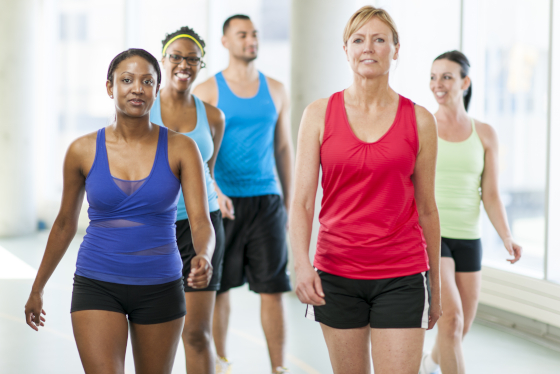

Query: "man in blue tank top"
left=194, top=14, right=293, bottom=374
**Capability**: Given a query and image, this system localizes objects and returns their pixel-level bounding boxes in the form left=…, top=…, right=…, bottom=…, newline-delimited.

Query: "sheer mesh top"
left=75, top=127, right=182, bottom=285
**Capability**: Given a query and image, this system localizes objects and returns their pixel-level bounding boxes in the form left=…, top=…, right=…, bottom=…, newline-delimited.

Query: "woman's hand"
left=217, top=191, right=235, bottom=220
left=188, top=255, right=213, bottom=289
left=427, top=289, right=442, bottom=330
left=295, top=265, right=325, bottom=306
left=504, top=237, right=522, bottom=264
left=24, top=290, right=46, bottom=331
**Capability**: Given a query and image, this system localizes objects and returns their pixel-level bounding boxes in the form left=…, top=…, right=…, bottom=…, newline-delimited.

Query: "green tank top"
left=435, top=119, right=485, bottom=239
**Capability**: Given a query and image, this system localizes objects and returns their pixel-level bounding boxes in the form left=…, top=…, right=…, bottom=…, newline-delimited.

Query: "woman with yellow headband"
left=150, top=26, right=226, bottom=374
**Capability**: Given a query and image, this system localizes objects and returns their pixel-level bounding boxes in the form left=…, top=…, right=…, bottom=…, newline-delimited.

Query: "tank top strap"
left=193, top=95, right=210, bottom=133
left=215, top=72, right=234, bottom=104
left=395, top=96, right=420, bottom=155
left=256, top=71, right=272, bottom=100
left=87, top=128, right=106, bottom=179
left=97, top=128, right=111, bottom=174
left=324, top=91, right=344, bottom=140
left=151, top=95, right=163, bottom=125
left=154, top=126, right=168, bottom=168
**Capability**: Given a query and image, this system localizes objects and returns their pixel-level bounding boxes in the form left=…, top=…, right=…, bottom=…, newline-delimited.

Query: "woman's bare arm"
left=478, top=122, right=522, bottom=263
left=412, top=105, right=441, bottom=330
left=25, top=134, right=94, bottom=330
left=289, top=99, right=328, bottom=306
left=204, top=102, right=234, bottom=220
left=170, top=133, right=216, bottom=288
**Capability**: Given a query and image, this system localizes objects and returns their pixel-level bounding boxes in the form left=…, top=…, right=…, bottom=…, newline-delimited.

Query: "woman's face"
left=430, top=59, right=470, bottom=108
left=106, top=55, right=159, bottom=118
left=162, top=38, right=203, bottom=92
left=344, top=17, right=399, bottom=79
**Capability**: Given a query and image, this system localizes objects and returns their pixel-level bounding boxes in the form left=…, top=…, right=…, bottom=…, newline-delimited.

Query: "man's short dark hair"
left=223, top=14, right=251, bottom=35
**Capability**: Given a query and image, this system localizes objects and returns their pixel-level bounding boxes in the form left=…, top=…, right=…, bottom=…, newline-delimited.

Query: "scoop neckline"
left=340, top=90, right=402, bottom=145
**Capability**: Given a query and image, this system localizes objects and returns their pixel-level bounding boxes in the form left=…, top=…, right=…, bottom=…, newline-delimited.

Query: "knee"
left=261, top=292, right=283, bottom=305
left=439, top=311, right=464, bottom=341
left=462, top=319, right=474, bottom=337
left=183, top=327, right=212, bottom=353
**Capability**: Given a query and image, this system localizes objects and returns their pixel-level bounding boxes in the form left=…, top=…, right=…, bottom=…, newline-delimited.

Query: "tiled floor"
left=1, top=232, right=559, bottom=373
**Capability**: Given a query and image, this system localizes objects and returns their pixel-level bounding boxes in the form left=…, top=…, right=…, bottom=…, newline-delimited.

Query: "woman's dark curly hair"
left=161, top=26, right=206, bottom=56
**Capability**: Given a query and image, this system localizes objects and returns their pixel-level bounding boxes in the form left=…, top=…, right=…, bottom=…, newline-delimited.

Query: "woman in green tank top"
left=419, top=51, right=522, bottom=374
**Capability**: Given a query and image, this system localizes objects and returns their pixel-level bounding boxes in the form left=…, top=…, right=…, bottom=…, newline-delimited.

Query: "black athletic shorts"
left=219, top=194, right=291, bottom=294
left=441, top=237, right=482, bottom=272
left=70, top=275, right=186, bottom=324
left=305, top=270, right=431, bottom=329
left=176, top=210, right=225, bottom=292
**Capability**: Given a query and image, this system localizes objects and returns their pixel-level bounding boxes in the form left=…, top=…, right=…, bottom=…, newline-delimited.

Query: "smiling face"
left=430, top=59, right=470, bottom=108
left=106, top=55, right=159, bottom=118
left=344, top=17, right=399, bottom=79
left=162, top=38, right=203, bottom=93
left=222, top=18, right=258, bottom=62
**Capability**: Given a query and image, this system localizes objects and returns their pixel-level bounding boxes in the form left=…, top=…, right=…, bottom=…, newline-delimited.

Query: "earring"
left=110, top=95, right=113, bottom=98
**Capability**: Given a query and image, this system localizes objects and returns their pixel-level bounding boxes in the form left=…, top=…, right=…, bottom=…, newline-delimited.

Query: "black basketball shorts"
left=305, top=270, right=431, bottom=329
left=218, top=194, right=291, bottom=294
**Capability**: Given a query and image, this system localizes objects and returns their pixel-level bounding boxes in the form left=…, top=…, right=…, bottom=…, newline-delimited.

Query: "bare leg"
left=261, top=293, right=286, bottom=370
left=431, top=258, right=465, bottom=374
left=321, top=324, right=371, bottom=374
left=129, top=317, right=184, bottom=374
left=71, top=310, right=129, bottom=374
left=213, top=290, right=230, bottom=359
left=183, top=291, right=217, bottom=374
left=455, top=271, right=482, bottom=337
left=371, top=328, right=425, bottom=374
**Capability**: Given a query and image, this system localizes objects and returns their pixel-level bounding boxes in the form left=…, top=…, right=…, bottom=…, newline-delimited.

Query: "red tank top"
left=315, top=91, right=429, bottom=279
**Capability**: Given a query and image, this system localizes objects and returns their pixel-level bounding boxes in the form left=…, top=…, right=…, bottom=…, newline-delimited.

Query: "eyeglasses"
left=165, top=53, right=206, bottom=68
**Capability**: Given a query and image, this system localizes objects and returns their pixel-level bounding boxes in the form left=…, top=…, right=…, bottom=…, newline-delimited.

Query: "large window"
left=547, top=1, right=560, bottom=283
left=463, top=0, right=554, bottom=280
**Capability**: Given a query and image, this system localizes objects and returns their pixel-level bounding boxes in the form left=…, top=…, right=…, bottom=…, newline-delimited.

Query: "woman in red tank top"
left=289, top=6, right=442, bottom=374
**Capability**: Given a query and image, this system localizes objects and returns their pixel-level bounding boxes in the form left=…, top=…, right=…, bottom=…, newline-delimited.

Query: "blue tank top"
left=151, top=95, right=220, bottom=220
left=214, top=71, right=280, bottom=197
left=76, top=126, right=183, bottom=285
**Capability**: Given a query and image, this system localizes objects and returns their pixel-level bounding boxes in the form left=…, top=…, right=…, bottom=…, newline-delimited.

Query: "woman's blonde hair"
left=343, top=6, right=399, bottom=46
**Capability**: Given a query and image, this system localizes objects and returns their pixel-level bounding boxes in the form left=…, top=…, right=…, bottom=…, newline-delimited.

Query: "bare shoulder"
left=413, top=104, right=437, bottom=131
left=473, top=119, right=498, bottom=146
left=192, top=76, right=218, bottom=103
left=300, top=98, right=329, bottom=138
left=203, top=102, right=225, bottom=125
left=304, top=98, right=329, bottom=120
left=265, top=75, right=287, bottom=95
left=67, top=131, right=97, bottom=175
left=68, top=131, right=97, bottom=159
left=168, top=128, right=198, bottom=154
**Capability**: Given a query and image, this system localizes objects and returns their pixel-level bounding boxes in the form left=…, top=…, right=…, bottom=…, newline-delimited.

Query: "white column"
left=0, top=0, right=36, bottom=236
left=290, top=0, right=354, bottom=261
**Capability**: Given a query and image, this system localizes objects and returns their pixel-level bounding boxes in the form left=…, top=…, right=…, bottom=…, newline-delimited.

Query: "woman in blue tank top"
left=24, top=49, right=215, bottom=374
left=151, top=26, right=226, bottom=374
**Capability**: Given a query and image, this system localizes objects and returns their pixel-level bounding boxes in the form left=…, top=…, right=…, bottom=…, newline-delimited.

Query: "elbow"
left=482, top=191, right=501, bottom=207
left=290, top=198, right=315, bottom=217
left=52, top=217, right=78, bottom=237
left=417, top=204, right=439, bottom=220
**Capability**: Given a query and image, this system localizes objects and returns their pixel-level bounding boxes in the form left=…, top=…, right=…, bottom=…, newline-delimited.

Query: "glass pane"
left=547, top=2, right=560, bottom=283
left=463, top=0, right=550, bottom=278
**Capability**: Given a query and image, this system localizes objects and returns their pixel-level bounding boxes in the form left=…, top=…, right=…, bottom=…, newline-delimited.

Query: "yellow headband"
left=162, top=34, right=205, bottom=57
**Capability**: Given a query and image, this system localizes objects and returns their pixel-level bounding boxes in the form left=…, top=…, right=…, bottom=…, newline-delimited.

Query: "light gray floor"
left=1, top=232, right=559, bottom=373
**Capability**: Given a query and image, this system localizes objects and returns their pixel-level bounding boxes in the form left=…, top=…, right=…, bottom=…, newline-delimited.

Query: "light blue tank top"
left=151, top=94, right=220, bottom=220
left=214, top=71, right=280, bottom=197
